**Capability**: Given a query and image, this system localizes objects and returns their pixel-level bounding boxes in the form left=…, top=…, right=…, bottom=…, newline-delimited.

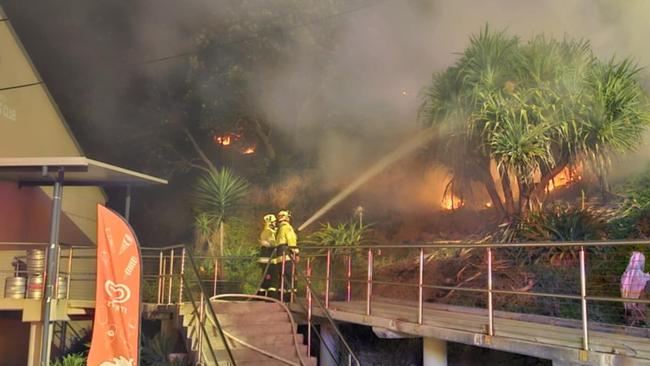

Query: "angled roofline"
left=0, top=5, right=90, bottom=159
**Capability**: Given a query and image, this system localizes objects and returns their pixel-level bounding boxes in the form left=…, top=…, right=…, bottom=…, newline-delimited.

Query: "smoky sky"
left=4, top=0, right=650, bottom=193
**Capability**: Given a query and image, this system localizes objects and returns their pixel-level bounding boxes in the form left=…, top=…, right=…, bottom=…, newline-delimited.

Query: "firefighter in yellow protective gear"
left=269, top=210, right=298, bottom=300
left=257, top=214, right=276, bottom=296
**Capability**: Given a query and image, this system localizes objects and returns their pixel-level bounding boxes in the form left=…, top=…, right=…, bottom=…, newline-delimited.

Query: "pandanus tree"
left=194, top=167, right=250, bottom=256
left=420, top=26, right=649, bottom=219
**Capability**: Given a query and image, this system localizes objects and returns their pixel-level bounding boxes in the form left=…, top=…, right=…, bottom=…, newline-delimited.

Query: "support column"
left=28, top=322, right=44, bottom=366
left=319, top=324, right=339, bottom=366
left=423, top=337, right=447, bottom=366
left=41, top=168, right=64, bottom=366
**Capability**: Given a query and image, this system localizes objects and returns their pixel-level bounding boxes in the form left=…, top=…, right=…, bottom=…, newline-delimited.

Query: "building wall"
left=0, top=7, right=104, bottom=302
left=0, top=312, right=30, bottom=366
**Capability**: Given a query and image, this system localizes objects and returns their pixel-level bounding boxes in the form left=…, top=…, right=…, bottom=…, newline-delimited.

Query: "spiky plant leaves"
left=194, top=168, right=250, bottom=222
left=419, top=25, right=650, bottom=218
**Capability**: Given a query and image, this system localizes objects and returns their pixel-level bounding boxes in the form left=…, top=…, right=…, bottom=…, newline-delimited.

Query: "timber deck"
left=293, top=297, right=650, bottom=365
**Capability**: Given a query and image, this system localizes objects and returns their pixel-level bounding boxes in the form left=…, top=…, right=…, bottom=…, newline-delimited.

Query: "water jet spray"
left=298, top=127, right=437, bottom=231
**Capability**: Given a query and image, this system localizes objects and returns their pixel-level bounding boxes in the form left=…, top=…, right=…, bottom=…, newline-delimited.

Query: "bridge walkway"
left=294, top=296, right=650, bottom=365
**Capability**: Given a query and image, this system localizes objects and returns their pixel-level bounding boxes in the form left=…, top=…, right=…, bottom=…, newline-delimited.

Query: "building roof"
left=0, top=156, right=167, bottom=186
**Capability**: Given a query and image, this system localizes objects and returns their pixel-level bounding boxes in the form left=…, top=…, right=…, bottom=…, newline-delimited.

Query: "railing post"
left=290, top=252, right=296, bottom=304
left=487, top=246, right=494, bottom=336
left=213, top=257, right=218, bottom=297
left=198, top=292, right=205, bottom=363
left=325, top=249, right=331, bottom=309
left=159, top=256, right=166, bottom=305
left=307, top=257, right=312, bottom=357
left=66, top=247, right=73, bottom=299
left=418, top=248, right=424, bottom=325
left=168, top=249, right=175, bottom=304
left=580, top=246, right=589, bottom=351
left=280, top=248, right=287, bottom=303
left=347, top=253, right=352, bottom=302
left=178, top=247, right=186, bottom=303
left=366, top=249, right=373, bottom=316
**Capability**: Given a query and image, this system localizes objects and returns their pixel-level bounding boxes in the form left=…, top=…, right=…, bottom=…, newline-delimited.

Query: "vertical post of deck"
left=487, top=246, right=494, bottom=336
left=366, top=249, right=373, bottom=316
left=579, top=246, right=589, bottom=351
left=325, top=249, right=331, bottom=309
left=40, top=168, right=64, bottom=366
left=168, top=249, right=174, bottom=304
left=178, top=247, right=186, bottom=303
left=423, top=337, right=447, bottom=366
left=124, top=185, right=132, bottom=222
left=307, top=257, right=312, bottom=357
left=346, top=254, right=352, bottom=302
left=418, top=247, right=424, bottom=325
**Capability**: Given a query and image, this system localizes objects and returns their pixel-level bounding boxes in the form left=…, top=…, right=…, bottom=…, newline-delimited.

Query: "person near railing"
left=268, top=210, right=298, bottom=301
left=620, top=251, right=650, bottom=326
left=257, top=213, right=277, bottom=296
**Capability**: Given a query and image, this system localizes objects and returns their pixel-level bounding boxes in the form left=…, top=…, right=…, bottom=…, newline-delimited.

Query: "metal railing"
left=295, top=240, right=650, bottom=356
left=284, top=250, right=361, bottom=366
left=154, top=245, right=236, bottom=366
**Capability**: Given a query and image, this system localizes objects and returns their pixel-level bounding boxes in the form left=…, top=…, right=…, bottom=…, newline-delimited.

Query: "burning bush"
left=419, top=26, right=649, bottom=220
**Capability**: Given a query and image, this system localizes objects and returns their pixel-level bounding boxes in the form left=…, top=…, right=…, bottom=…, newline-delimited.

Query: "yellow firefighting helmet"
left=263, top=214, right=276, bottom=224
left=277, top=210, right=291, bottom=222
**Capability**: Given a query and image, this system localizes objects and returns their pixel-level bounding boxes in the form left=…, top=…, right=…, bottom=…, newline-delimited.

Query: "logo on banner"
left=99, top=356, right=135, bottom=366
left=105, top=280, right=131, bottom=304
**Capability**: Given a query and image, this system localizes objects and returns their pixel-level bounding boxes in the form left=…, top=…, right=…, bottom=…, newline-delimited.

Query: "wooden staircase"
left=178, top=300, right=317, bottom=366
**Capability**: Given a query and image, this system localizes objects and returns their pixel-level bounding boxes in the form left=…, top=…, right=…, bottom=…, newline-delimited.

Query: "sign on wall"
left=0, top=95, right=17, bottom=122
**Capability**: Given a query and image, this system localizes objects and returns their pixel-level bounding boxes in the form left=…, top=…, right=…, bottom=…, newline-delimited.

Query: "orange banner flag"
left=88, top=205, right=141, bottom=366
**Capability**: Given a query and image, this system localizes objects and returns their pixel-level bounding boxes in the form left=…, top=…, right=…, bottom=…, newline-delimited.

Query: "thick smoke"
left=8, top=0, right=650, bottom=215
left=251, top=0, right=650, bottom=211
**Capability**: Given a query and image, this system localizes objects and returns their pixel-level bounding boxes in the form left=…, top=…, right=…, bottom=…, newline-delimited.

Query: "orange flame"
left=213, top=135, right=232, bottom=146
left=547, top=166, right=582, bottom=192
left=242, top=146, right=256, bottom=155
left=442, top=193, right=464, bottom=210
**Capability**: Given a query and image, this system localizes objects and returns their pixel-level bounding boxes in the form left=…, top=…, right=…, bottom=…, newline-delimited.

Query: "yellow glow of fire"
left=547, top=166, right=581, bottom=192
left=442, top=193, right=464, bottom=210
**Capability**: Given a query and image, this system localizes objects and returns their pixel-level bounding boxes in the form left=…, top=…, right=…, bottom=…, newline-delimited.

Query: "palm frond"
left=194, top=168, right=250, bottom=221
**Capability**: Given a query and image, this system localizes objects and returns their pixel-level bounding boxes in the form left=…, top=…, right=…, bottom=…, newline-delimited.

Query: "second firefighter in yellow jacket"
left=268, top=210, right=298, bottom=300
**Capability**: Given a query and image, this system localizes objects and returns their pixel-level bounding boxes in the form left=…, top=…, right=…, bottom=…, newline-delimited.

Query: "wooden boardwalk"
left=294, top=297, right=650, bottom=365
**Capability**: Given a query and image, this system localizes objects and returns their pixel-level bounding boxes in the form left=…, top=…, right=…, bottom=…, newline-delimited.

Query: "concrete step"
left=216, top=344, right=309, bottom=363
left=221, top=322, right=294, bottom=338
left=236, top=356, right=317, bottom=366
left=228, top=332, right=304, bottom=348
left=212, top=300, right=285, bottom=314
left=218, top=311, right=290, bottom=326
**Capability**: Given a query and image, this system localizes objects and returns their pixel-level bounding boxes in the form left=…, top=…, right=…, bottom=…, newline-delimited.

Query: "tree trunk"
left=219, top=220, right=224, bottom=257
left=182, top=127, right=218, bottom=174
left=530, top=158, right=569, bottom=201
left=252, top=118, right=276, bottom=160
left=500, top=168, right=516, bottom=216
left=479, top=167, right=506, bottom=218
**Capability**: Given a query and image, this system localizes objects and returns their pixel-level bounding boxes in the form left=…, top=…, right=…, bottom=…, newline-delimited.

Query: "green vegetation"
left=50, top=354, right=86, bottom=366
left=194, top=168, right=250, bottom=256
left=420, top=26, right=650, bottom=219
left=309, top=221, right=371, bottom=248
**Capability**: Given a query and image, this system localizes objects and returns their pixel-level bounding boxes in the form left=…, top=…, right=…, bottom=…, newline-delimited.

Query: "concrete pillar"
left=423, top=337, right=447, bottom=366
left=27, top=322, right=43, bottom=366
left=319, top=324, right=339, bottom=366
left=160, top=317, right=177, bottom=340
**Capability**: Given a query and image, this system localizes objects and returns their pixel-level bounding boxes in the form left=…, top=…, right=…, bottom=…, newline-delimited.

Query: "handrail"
left=286, top=251, right=361, bottom=366
left=184, top=248, right=237, bottom=365
left=297, top=239, right=650, bottom=250
left=211, top=294, right=307, bottom=366
left=180, top=273, right=222, bottom=365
